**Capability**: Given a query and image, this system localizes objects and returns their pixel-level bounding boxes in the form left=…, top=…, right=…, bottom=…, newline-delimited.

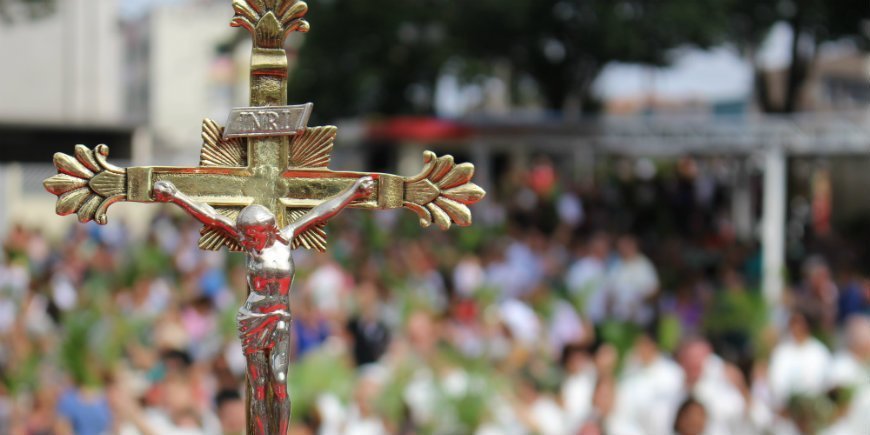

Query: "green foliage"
left=2, top=352, right=41, bottom=395
left=430, top=357, right=507, bottom=432
left=287, top=350, right=355, bottom=421
left=657, top=314, right=682, bottom=353
left=124, top=242, right=173, bottom=286
left=446, top=0, right=729, bottom=110
left=291, top=0, right=732, bottom=116
left=785, top=393, right=836, bottom=433
left=59, top=309, right=104, bottom=387
left=599, top=320, right=641, bottom=359
left=724, top=0, right=870, bottom=112
left=371, top=347, right=508, bottom=432
left=725, top=0, right=870, bottom=49
left=291, top=0, right=870, bottom=116
left=703, top=287, right=767, bottom=350
left=57, top=298, right=149, bottom=388
left=289, top=0, right=454, bottom=122
left=373, top=361, right=415, bottom=425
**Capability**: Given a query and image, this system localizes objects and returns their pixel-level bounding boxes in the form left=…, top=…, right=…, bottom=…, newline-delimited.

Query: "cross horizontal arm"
left=280, top=150, right=486, bottom=230
left=43, top=145, right=259, bottom=224
left=44, top=146, right=485, bottom=236
left=128, top=166, right=255, bottom=206
left=279, top=169, right=403, bottom=209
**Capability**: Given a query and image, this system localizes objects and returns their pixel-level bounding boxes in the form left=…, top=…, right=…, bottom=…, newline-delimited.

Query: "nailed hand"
left=153, top=181, right=178, bottom=202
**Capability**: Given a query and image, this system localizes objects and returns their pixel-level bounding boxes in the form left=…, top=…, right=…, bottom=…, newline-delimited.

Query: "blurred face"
left=594, top=344, right=618, bottom=377
left=789, top=314, right=810, bottom=342
left=675, top=401, right=707, bottom=435
left=679, top=341, right=711, bottom=386
left=589, top=236, right=609, bottom=259
left=356, top=282, right=379, bottom=316
left=565, top=349, right=591, bottom=374
left=808, top=264, right=831, bottom=289
left=617, top=237, right=638, bottom=259
left=407, top=312, right=438, bottom=356
left=634, top=335, right=658, bottom=365
left=162, top=380, right=195, bottom=417
left=578, top=423, right=603, bottom=435
left=517, top=378, right=538, bottom=403
left=219, top=399, right=247, bottom=433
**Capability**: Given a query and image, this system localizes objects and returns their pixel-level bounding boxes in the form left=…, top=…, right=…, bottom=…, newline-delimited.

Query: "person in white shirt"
left=565, top=233, right=610, bottom=324
left=580, top=376, right=644, bottom=435
left=828, top=315, right=870, bottom=435
left=615, top=332, right=684, bottom=435
left=829, top=314, right=870, bottom=389
left=768, top=312, right=832, bottom=408
left=514, top=372, right=566, bottom=435
left=678, top=338, right=747, bottom=435
left=304, top=254, right=352, bottom=316
left=606, top=235, right=659, bottom=326
left=343, top=367, right=389, bottom=435
left=561, top=344, right=597, bottom=432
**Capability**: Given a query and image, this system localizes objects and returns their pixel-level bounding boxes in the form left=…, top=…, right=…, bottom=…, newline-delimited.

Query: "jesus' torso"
left=242, top=240, right=294, bottom=318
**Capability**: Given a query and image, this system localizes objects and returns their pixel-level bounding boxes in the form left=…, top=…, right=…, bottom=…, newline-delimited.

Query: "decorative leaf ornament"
left=43, top=145, right=128, bottom=224
left=403, top=151, right=486, bottom=230
left=231, top=0, right=310, bottom=47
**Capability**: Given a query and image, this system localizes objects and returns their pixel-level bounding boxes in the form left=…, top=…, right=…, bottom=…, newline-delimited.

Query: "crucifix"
left=42, top=0, right=485, bottom=433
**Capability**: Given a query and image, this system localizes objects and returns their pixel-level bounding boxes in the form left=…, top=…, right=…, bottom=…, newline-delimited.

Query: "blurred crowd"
left=1, top=156, right=869, bottom=435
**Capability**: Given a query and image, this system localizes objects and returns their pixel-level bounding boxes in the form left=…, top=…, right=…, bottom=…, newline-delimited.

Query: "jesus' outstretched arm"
left=280, top=176, right=375, bottom=240
left=152, top=180, right=240, bottom=239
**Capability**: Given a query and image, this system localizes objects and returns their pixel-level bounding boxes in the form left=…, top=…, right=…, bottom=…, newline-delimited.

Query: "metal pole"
left=732, top=158, right=754, bottom=242
left=761, top=144, right=786, bottom=304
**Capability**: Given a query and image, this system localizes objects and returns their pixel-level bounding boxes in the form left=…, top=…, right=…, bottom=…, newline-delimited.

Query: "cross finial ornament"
left=43, top=0, right=484, bottom=432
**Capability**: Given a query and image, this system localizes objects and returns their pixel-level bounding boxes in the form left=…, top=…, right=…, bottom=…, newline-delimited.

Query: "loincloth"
left=236, top=306, right=291, bottom=355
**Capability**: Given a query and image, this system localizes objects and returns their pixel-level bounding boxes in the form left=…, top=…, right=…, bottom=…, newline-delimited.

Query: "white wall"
left=0, top=0, right=123, bottom=124
left=149, top=3, right=241, bottom=152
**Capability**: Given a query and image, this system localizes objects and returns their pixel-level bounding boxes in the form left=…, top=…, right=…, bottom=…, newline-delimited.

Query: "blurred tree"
left=445, top=0, right=729, bottom=113
left=292, top=0, right=731, bottom=118
left=291, top=0, right=869, bottom=118
left=726, top=0, right=870, bottom=113
left=0, top=0, right=54, bottom=23
left=288, top=0, right=454, bottom=123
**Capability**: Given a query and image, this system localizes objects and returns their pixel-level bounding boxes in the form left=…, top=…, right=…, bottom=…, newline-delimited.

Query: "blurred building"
left=0, top=0, right=140, bottom=233
left=802, top=51, right=870, bottom=111
left=148, top=1, right=245, bottom=159
left=0, top=0, right=123, bottom=124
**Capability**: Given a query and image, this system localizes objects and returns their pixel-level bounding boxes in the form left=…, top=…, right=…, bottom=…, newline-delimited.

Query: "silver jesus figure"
left=153, top=176, right=375, bottom=434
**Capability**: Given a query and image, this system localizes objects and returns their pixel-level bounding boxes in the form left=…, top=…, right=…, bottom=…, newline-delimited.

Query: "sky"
left=593, top=46, right=753, bottom=102
left=592, top=22, right=799, bottom=103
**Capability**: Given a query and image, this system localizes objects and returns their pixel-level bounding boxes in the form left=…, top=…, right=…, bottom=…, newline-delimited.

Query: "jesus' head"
left=237, top=205, right=279, bottom=251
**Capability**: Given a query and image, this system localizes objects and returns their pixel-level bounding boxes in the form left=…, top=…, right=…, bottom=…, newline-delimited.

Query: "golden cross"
left=43, top=0, right=484, bottom=252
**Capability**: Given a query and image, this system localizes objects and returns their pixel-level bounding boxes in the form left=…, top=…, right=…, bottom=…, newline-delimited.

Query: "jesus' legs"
left=270, top=319, right=291, bottom=434
left=246, top=351, right=270, bottom=434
